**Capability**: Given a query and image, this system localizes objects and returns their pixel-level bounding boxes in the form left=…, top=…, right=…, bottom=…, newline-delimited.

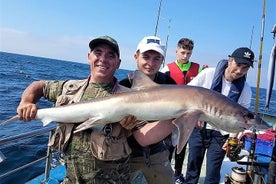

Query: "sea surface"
left=0, top=51, right=275, bottom=184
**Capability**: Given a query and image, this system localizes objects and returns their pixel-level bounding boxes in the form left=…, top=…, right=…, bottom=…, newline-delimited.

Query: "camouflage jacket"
left=46, top=78, right=132, bottom=161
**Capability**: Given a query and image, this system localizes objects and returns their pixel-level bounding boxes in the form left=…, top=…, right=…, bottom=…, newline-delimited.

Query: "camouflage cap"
left=89, top=36, right=120, bottom=57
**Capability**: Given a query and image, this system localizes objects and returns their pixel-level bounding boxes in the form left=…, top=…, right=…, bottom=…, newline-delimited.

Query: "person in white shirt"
left=185, top=47, right=254, bottom=184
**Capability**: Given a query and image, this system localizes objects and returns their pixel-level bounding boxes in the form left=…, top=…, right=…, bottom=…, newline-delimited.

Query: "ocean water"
left=0, top=51, right=275, bottom=184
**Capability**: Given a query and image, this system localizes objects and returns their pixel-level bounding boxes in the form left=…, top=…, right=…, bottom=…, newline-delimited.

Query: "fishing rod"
left=153, top=0, right=171, bottom=67
left=254, top=0, right=266, bottom=113
left=163, top=18, right=171, bottom=66
left=154, top=0, right=162, bottom=36
left=249, top=26, right=254, bottom=49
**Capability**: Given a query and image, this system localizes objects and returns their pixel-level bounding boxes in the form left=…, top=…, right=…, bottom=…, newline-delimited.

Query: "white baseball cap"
left=136, top=36, right=165, bottom=57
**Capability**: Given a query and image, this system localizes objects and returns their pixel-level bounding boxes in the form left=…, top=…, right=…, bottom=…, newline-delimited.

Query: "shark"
left=0, top=70, right=271, bottom=153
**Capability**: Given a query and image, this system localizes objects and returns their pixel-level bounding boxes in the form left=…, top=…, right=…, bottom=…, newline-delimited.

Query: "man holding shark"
left=15, top=35, right=174, bottom=184
left=120, top=35, right=176, bottom=184
left=185, top=47, right=256, bottom=184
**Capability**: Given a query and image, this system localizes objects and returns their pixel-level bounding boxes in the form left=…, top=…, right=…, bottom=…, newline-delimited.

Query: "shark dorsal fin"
left=131, top=70, right=160, bottom=90
left=116, top=85, right=132, bottom=93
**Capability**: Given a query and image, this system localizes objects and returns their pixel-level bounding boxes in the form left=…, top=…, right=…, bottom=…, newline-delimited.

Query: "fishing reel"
left=225, top=167, right=247, bottom=184
left=226, top=137, right=244, bottom=161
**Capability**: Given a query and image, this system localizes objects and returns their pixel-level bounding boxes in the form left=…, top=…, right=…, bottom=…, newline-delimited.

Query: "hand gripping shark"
left=0, top=70, right=271, bottom=153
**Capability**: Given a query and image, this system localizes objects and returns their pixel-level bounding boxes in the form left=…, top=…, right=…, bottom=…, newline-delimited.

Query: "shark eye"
left=246, top=112, right=254, bottom=119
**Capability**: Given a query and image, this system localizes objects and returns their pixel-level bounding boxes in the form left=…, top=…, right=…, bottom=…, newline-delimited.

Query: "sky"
left=0, top=0, right=275, bottom=89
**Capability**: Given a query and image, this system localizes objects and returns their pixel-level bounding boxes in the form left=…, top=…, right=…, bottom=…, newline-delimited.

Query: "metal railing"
left=0, top=126, right=56, bottom=183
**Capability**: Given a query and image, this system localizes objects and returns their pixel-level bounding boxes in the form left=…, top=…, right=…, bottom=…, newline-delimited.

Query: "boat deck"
left=170, top=146, right=244, bottom=184
left=2, top=126, right=273, bottom=184
left=171, top=145, right=270, bottom=184
left=170, top=146, right=208, bottom=183
left=20, top=146, right=273, bottom=184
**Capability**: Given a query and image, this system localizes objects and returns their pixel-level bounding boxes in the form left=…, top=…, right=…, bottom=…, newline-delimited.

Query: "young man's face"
left=135, top=50, right=163, bottom=79
left=225, top=58, right=250, bottom=82
left=176, top=47, right=193, bottom=64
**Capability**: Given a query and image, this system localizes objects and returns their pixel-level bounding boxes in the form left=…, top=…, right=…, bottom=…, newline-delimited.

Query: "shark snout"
left=247, top=113, right=272, bottom=130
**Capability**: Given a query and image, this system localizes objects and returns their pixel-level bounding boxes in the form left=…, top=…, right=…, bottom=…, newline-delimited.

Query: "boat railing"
left=0, top=126, right=56, bottom=183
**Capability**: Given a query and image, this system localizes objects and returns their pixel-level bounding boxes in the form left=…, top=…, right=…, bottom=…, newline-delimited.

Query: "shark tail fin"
left=0, top=115, right=19, bottom=126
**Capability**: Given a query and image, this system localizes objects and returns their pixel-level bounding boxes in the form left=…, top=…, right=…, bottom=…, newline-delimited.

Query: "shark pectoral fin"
left=0, top=115, right=19, bottom=126
left=73, top=117, right=105, bottom=133
left=173, top=110, right=202, bottom=154
left=41, top=118, right=54, bottom=126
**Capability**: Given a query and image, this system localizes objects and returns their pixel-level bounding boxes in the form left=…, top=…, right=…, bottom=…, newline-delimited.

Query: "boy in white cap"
left=120, top=36, right=176, bottom=184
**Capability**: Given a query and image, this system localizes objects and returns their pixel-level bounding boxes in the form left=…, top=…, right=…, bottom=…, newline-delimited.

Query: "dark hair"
left=177, top=38, right=194, bottom=50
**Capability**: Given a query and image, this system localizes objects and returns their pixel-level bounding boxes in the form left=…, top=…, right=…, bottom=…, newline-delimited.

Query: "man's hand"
left=17, top=102, right=38, bottom=121
left=196, top=120, right=203, bottom=129
left=222, top=140, right=229, bottom=151
left=119, top=115, right=137, bottom=130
